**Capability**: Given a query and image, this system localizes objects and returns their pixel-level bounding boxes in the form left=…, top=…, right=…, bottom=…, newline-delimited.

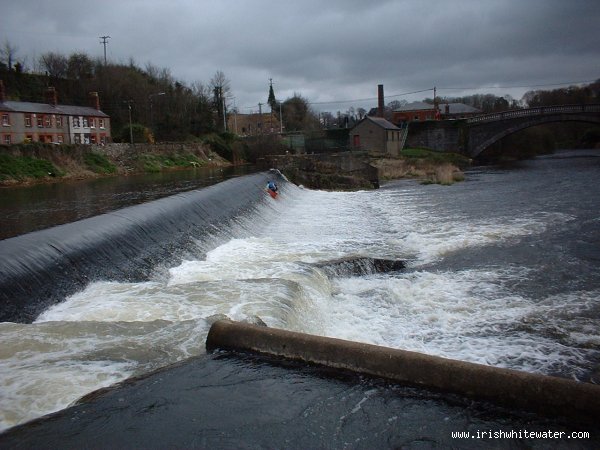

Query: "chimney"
left=89, top=91, right=100, bottom=110
left=0, top=80, right=5, bottom=103
left=377, top=84, right=384, bottom=118
left=46, top=86, right=58, bottom=106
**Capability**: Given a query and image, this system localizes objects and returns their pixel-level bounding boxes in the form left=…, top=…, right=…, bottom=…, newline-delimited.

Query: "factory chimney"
left=377, top=84, right=384, bottom=118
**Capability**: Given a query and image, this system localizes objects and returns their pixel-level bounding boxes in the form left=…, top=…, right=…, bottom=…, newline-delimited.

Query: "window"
left=2, top=114, right=10, bottom=126
left=38, top=116, right=44, bottom=127
left=3, top=134, right=10, bottom=144
left=57, top=135, right=63, bottom=144
left=25, top=115, right=32, bottom=127
left=99, top=118, right=105, bottom=129
left=74, top=134, right=81, bottom=144
left=45, top=116, right=52, bottom=127
left=83, top=117, right=89, bottom=128
left=56, top=116, right=63, bottom=127
left=89, top=118, right=95, bottom=128
left=72, top=117, right=80, bottom=128
left=25, top=134, right=33, bottom=143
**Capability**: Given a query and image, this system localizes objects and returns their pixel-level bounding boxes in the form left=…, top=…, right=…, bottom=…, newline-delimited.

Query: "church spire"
left=268, top=78, right=277, bottom=112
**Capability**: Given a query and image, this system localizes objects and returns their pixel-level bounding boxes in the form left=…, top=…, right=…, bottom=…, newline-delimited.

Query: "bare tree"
left=210, top=71, right=231, bottom=132
left=210, top=70, right=231, bottom=96
left=39, top=52, right=68, bottom=78
left=1, top=40, right=18, bottom=69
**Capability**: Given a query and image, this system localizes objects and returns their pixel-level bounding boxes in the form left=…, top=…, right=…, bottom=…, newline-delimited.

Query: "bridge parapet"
left=467, top=104, right=600, bottom=124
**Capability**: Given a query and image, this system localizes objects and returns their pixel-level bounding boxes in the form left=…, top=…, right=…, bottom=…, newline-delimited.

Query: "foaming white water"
left=0, top=178, right=592, bottom=431
left=316, top=269, right=596, bottom=377
left=0, top=319, right=208, bottom=430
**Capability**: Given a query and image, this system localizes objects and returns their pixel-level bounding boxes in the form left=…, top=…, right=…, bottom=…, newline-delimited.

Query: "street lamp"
left=124, top=99, right=134, bottom=144
left=225, top=96, right=236, bottom=133
left=149, top=92, right=166, bottom=137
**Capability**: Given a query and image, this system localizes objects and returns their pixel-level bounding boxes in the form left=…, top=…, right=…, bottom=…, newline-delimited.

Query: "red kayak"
left=266, top=189, right=278, bottom=199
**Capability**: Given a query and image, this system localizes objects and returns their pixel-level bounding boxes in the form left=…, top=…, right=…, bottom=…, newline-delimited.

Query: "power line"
left=437, top=79, right=597, bottom=91
left=307, top=88, right=434, bottom=106
left=237, top=88, right=434, bottom=111
left=223, top=78, right=600, bottom=112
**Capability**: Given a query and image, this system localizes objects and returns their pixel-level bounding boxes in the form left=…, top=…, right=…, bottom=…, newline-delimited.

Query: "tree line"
left=0, top=46, right=231, bottom=142
left=0, top=44, right=323, bottom=143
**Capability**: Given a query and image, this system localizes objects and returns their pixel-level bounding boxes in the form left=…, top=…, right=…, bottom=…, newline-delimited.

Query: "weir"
left=0, top=171, right=285, bottom=323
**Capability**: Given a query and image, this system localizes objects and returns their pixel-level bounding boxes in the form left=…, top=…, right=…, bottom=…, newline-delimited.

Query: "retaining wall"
left=207, top=320, right=600, bottom=422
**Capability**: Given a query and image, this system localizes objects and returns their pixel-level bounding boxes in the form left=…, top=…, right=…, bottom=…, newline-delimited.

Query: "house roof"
left=440, top=103, right=481, bottom=114
left=361, top=115, right=400, bottom=130
left=394, top=101, right=435, bottom=112
left=0, top=100, right=109, bottom=117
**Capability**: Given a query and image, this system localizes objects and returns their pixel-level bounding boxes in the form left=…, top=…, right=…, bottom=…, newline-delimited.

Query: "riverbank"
left=1, top=143, right=470, bottom=189
left=0, top=142, right=231, bottom=187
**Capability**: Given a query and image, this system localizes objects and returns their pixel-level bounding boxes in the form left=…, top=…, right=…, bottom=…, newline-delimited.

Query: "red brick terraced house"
left=0, top=81, right=111, bottom=146
left=392, top=101, right=481, bottom=124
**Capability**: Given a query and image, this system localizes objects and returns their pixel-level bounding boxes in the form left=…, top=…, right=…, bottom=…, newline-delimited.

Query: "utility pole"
left=99, top=36, right=111, bottom=66
left=222, top=89, right=227, bottom=132
left=258, top=102, right=263, bottom=134
left=279, top=102, right=283, bottom=133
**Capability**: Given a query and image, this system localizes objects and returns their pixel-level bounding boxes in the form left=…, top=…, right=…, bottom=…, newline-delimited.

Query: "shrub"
left=202, top=133, right=232, bottom=161
left=137, top=153, right=205, bottom=173
left=84, top=152, right=116, bottom=174
left=401, top=147, right=471, bottom=167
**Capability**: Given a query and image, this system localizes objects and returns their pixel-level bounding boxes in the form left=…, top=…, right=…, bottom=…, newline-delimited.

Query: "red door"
left=353, top=134, right=360, bottom=148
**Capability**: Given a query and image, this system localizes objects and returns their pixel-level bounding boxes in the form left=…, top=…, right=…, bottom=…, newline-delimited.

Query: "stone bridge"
left=405, top=104, right=600, bottom=158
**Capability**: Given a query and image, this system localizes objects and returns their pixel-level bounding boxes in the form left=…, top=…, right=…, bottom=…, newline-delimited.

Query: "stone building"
left=350, top=115, right=403, bottom=157
left=227, top=112, right=281, bottom=136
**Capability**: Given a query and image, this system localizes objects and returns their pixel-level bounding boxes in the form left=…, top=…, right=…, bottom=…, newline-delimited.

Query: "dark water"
left=2, top=352, right=597, bottom=449
left=0, top=165, right=257, bottom=240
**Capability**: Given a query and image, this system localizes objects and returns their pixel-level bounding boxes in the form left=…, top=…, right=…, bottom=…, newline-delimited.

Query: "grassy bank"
left=0, top=143, right=230, bottom=186
left=0, top=153, right=65, bottom=182
left=372, top=148, right=471, bottom=185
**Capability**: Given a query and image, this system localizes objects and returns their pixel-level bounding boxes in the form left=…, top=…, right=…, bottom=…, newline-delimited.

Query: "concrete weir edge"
left=206, top=319, right=600, bottom=422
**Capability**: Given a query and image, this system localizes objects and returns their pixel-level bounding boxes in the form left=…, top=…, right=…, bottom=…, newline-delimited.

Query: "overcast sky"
left=1, top=0, right=599, bottom=113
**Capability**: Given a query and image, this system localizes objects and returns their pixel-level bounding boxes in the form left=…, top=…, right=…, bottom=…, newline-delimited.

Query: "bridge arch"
left=466, top=105, right=600, bottom=158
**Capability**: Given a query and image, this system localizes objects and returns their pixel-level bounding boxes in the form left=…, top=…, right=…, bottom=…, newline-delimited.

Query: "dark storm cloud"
left=1, top=0, right=598, bottom=112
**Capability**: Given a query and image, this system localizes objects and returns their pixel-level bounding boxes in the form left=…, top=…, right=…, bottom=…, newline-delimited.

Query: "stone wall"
left=91, top=142, right=213, bottom=160
left=262, top=152, right=379, bottom=190
left=406, top=120, right=467, bottom=153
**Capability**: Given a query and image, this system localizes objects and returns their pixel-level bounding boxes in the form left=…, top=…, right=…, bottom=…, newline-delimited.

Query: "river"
left=0, top=150, right=599, bottom=438
left=0, top=165, right=256, bottom=240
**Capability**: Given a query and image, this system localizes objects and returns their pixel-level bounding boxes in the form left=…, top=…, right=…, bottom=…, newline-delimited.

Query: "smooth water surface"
left=0, top=165, right=256, bottom=240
